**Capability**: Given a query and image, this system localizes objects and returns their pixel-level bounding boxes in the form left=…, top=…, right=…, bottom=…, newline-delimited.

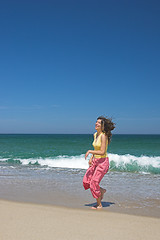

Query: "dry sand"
left=0, top=199, right=159, bottom=240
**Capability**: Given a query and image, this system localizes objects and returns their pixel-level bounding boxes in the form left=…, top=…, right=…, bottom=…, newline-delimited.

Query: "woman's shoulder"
left=101, top=132, right=108, bottom=141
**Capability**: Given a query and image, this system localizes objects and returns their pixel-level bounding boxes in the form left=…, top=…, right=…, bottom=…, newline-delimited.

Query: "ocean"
left=0, top=134, right=160, bottom=216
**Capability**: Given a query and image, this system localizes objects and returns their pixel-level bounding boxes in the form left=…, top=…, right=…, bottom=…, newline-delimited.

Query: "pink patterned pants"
left=83, top=157, right=109, bottom=199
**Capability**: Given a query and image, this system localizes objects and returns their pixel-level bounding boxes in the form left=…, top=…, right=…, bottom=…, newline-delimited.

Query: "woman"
left=83, top=116, right=115, bottom=209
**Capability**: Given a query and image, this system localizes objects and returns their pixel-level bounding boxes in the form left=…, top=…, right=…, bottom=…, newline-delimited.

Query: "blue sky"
left=0, top=0, right=160, bottom=134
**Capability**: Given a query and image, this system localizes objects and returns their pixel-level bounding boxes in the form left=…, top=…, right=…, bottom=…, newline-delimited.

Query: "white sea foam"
left=16, top=154, right=89, bottom=169
left=0, top=158, right=10, bottom=162
left=108, top=153, right=160, bottom=169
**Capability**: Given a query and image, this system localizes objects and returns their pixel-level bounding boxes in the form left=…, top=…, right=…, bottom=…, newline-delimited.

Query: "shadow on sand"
left=85, top=201, right=115, bottom=208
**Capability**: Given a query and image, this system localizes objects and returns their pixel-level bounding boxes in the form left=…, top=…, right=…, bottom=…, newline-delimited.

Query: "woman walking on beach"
left=83, top=116, right=115, bottom=209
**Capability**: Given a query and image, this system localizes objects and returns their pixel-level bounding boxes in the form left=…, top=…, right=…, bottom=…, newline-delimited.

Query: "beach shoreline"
left=1, top=199, right=160, bottom=240
left=0, top=187, right=160, bottom=219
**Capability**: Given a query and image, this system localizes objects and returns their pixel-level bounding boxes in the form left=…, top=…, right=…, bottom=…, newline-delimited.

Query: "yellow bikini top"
left=92, top=132, right=108, bottom=158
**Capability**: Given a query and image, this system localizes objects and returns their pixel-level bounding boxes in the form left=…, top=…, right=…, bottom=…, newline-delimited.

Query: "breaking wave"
left=0, top=153, right=160, bottom=174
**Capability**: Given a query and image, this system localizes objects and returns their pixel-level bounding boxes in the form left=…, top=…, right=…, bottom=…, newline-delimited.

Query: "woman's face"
left=95, top=119, right=102, bottom=131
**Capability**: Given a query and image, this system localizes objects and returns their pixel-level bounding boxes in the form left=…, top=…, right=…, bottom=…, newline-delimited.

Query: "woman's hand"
left=88, top=158, right=92, bottom=167
left=85, top=150, right=90, bottom=159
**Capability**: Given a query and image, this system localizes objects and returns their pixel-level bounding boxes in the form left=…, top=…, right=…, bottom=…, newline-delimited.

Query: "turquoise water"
left=0, top=134, right=160, bottom=174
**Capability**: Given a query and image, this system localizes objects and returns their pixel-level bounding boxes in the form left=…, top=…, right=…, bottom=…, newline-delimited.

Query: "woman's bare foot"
left=100, top=188, right=106, bottom=200
left=91, top=204, right=102, bottom=210
left=91, top=195, right=103, bottom=209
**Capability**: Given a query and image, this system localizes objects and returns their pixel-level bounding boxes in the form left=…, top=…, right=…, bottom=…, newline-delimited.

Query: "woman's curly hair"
left=97, top=116, right=115, bottom=144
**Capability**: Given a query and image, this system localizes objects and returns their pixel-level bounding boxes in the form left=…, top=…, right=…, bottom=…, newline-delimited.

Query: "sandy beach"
left=0, top=199, right=160, bottom=240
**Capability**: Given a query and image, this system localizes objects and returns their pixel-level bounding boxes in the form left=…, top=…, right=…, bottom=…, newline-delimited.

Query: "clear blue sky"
left=0, top=0, right=160, bottom=134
